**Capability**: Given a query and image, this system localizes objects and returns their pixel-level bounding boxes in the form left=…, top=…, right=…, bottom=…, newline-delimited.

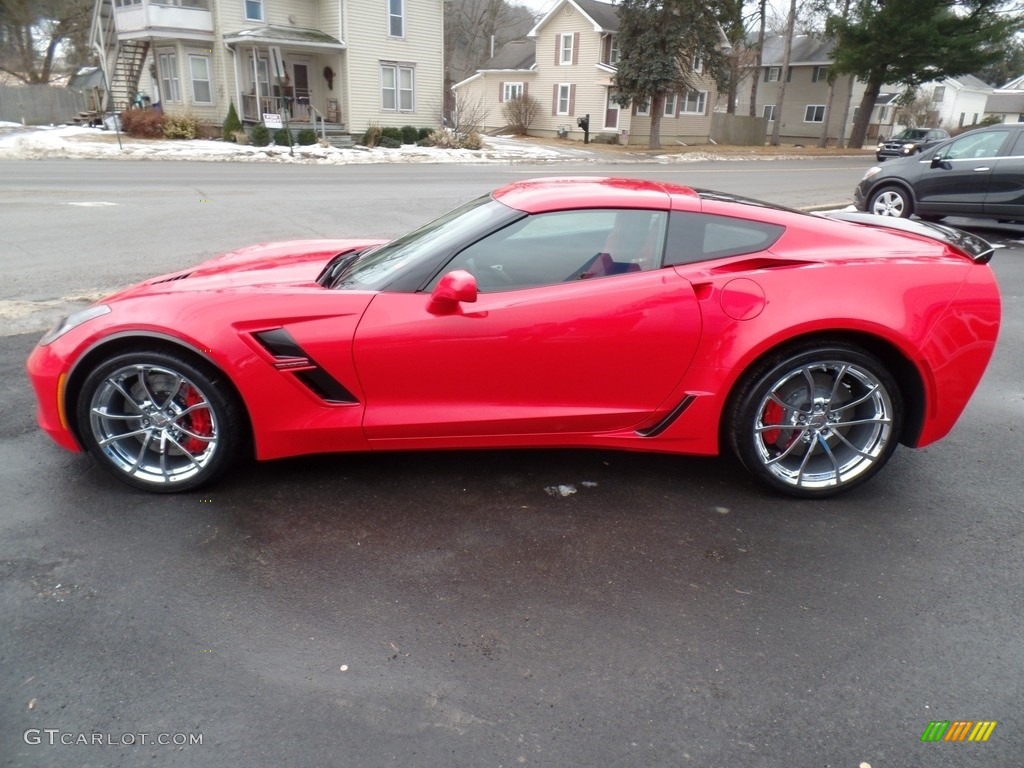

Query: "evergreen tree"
left=828, top=0, right=1019, bottom=148
left=613, top=0, right=727, bottom=149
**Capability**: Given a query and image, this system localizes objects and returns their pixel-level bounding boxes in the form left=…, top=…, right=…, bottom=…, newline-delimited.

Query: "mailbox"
left=576, top=113, right=591, bottom=144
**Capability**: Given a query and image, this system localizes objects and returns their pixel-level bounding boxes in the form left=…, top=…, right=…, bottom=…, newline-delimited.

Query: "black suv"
left=876, top=128, right=950, bottom=161
left=854, top=124, right=1024, bottom=222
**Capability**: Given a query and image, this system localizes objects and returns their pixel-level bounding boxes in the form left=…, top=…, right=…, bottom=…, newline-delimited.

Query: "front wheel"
left=869, top=186, right=913, bottom=218
left=727, top=342, right=902, bottom=498
left=76, top=350, right=245, bottom=492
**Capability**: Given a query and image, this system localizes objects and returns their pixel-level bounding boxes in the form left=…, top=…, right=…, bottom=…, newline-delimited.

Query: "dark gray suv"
left=876, top=128, right=950, bottom=161
left=854, top=124, right=1024, bottom=222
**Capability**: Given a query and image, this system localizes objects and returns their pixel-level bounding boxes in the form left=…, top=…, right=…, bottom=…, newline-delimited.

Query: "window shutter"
left=764, top=69, right=769, bottom=82
left=499, top=82, right=504, bottom=102
left=555, top=37, right=560, bottom=65
left=786, top=68, right=792, bottom=82
left=602, top=35, right=610, bottom=64
left=523, top=82, right=529, bottom=98
left=572, top=33, right=580, bottom=65
left=568, top=84, right=576, bottom=115
left=552, top=84, right=558, bottom=115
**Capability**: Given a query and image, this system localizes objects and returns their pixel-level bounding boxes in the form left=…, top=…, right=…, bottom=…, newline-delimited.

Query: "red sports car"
left=26, top=178, right=1001, bottom=498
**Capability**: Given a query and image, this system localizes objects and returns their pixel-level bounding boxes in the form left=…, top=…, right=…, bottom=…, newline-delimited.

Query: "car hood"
left=107, top=239, right=387, bottom=300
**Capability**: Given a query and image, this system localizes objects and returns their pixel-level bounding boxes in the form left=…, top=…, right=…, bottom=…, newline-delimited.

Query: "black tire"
left=868, top=185, right=913, bottom=218
left=76, top=349, right=245, bottom=492
left=727, top=341, right=903, bottom=498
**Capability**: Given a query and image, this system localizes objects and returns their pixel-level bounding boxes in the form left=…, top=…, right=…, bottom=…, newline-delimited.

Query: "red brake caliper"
left=182, top=386, right=212, bottom=454
left=761, top=401, right=784, bottom=446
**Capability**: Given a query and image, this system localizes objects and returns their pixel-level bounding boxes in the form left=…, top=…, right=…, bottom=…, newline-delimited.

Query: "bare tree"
left=768, top=0, right=796, bottom=146
left=0, top=0, right=92, bottom=84
left=501, top=95, right=540, bottom=135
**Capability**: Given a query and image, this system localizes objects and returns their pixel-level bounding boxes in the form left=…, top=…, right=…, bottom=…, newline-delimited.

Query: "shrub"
left=163, top=113, right=200, bottom=140
left=501, top=95, right=540, bottom=136
left=429, top=128, right=458, bottom=148
left=273, top=127, right=292, bottom=146
left=378, top=136, right=401, bottom=149
left=296, top=129, right=318, bottom=145
left=120, top=108, right=165, bottom=138
left=222, top=101, right=242, bottom=141
left=400, top=125, right=419, bottom=144
left=250, top=124, right=271, bottom=147
left=361, top=122, right=382, bottom=147
left=460, top=131, right=484, bottom=150
left=417, top=126, right=433, bottom=141
left=380, top=126, right=403, bottom=143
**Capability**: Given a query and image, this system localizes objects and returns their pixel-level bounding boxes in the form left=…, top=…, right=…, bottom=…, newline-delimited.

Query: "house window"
left=932, top=86, right=945, bottom=102
left=556, top=83, right=571, bottom=115
left=804, top=104, right=825, bottom=122
left=635, top=98, right=650, bottom=116
left=157, top=50, right=181, bottom=103
left=381, top=63, right=414, bottom=111
left=388, top=0, right=404, bottom=38
left=762, top=104, right=776, bottom=121
left=609, top=36, right=620, bottom=64
left=692, top=53, right=703, bottom=73
left=681, top=90, right=706, bottom=114
left=812, top=66, right=829, bottom=82
left=188, top=54, right=212, bottom=104
left=766, top=66, right=781, bottom=82
left=560, top=33, right=574, bottom=64
left=503, top=82, right=523, bottom=102
left=244, top=0, right=262, bottom=22
left=663, top=93, right=676, bottom=117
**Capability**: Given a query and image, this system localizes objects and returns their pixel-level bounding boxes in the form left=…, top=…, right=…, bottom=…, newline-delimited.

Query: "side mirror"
left=930, top=155, right=946, bottom=169
left=428, top=269, right=477, bottom=314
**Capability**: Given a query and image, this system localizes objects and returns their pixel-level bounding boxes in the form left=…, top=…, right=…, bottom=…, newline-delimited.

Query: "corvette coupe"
left=27, top=178, right=1001, bottom=498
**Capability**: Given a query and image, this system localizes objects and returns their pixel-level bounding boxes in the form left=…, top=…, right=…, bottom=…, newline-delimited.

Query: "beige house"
left=452, top=0, right=718, bottom=146
left=91, top=0, right=444, bottom=136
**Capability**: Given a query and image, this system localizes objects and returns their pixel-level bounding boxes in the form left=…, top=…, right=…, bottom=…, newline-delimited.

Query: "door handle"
left=973, top=167, right=991, bottom=172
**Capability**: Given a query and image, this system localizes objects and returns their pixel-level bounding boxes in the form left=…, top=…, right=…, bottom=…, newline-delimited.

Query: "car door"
left=352, top=208, right=703, bottom=443
left=913, top=129, right=1009, bottom=216
left=984, top=130, right=1024, bottom=219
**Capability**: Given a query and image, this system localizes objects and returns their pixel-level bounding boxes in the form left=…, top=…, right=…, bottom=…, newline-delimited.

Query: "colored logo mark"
left=921, top=720, right=997, bottom=742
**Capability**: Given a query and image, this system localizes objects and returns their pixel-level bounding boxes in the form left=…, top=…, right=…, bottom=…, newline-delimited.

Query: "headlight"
left=39, top=304, right=110, bottom=346
left=901, top=143, right=916, bottom=151
left=862, top=166, right=882, bottom=181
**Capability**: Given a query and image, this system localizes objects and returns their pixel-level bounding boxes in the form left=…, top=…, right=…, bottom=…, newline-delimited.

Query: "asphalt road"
left=1, top=158, right=1022, bottom=767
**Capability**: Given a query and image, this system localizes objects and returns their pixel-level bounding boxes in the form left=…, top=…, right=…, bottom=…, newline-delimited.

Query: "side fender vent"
left=252, top=329, right=358, bottom=404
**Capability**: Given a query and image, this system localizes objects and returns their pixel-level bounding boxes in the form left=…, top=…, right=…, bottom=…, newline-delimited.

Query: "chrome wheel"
left=869, top=186, right=911, bottom=218
left=78, top=351, right=243, bottom=491
left=730, top=344, right=902, bottom=498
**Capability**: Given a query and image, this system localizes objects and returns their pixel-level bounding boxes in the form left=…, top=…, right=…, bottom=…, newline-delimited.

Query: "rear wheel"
left=869, top=186, right=913, bottom=218
left=728, top=342, right=902, bottom=498
left=76, top=350, right=244, bottom=492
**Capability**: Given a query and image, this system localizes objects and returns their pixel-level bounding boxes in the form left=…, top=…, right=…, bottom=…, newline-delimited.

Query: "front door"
left=351, top=208, right=702, bottom=444
left=914, top=129, right=1009, bottom=217
left=605, top=88, right=620, bottom=130
left=289, top=58, right=312, bottom=119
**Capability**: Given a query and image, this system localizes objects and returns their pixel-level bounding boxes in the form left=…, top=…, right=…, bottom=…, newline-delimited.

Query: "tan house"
left=91, top=0, right=444, bottom=136
left=452, top=0, right=718, bottom=146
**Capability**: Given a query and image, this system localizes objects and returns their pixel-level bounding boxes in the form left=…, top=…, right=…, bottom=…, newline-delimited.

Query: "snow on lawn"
left=0, top=124, right=572, bottom=164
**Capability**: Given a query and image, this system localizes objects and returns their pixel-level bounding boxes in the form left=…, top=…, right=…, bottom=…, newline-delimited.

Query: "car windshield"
left=332, top=195, right=513, bottom=290
left=894, top=129, right=929, bottom=141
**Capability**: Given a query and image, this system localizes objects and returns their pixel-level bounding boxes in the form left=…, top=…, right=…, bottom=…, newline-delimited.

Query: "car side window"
left=664, top=212, right=785, bottom=266
left=1010, top=132, right=1024, bottom=157
left=432, top=209, right=667, bottom=291
left=939, top=131, right=1007, bottom=161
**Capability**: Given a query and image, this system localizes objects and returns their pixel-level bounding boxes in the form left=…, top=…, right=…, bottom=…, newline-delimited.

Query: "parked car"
left=855, top=124, right=1024, bottom=222
left=27, top=178, right=1001, bottom=498
left=876, top=127, right=950, bottom=161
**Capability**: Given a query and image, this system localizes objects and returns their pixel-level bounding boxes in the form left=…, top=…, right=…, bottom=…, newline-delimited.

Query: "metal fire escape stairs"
left=90, top=0, right=150, bottom=118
